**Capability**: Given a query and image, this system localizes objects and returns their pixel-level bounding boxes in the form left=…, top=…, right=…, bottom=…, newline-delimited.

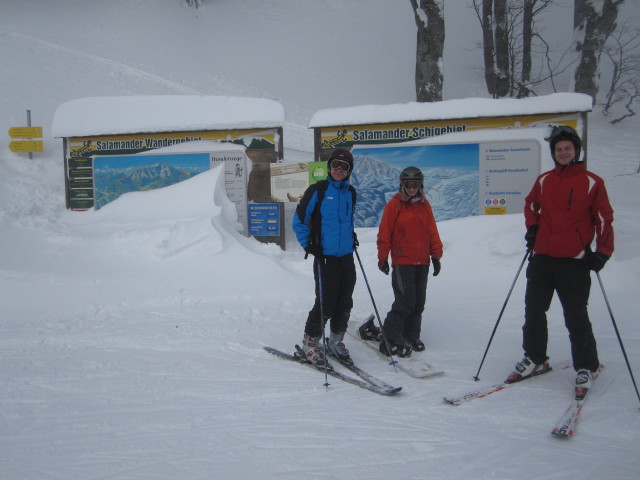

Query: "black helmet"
left=548, top=125, right=582, bottom=163
left=400, top=166, right=424, bottom=185
left=327, top=148, right=354, bottom=176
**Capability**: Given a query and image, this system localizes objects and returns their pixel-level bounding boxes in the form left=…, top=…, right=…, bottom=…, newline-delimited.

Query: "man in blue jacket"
left=293, top=148, right=358, bottom=366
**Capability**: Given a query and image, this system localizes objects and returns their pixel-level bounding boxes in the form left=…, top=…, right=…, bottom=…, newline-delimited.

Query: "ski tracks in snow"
left=3, top=30, right=201, bottom=95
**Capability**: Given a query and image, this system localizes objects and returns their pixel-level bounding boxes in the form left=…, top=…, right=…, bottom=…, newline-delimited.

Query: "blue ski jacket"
left=293, top=176, right=355, bottom=258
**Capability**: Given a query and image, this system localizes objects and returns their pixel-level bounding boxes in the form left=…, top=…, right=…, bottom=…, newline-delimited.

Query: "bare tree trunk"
left=573, top=0, right=624, bottom=102
left=475, top=0, right=511, bottom=98
left=479, top=0, right=499, bottom=97
left=410, top=0, right=445, bottom=102
left=474, top=0, right=555, bottom=98
left=493, top=0, right=510, bottom=97
left=519, top=0, right=534, bottom=98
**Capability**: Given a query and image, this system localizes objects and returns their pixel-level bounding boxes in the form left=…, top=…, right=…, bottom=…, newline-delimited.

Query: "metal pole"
left=354, top=249, right=398, bottom=372
left=596, top=272, right=640, bottom=407
left=26, top=110, right=33, bottom=160
left=473, top=249, right=530, bottom=381
left=316, top=257, right=330, bottom=388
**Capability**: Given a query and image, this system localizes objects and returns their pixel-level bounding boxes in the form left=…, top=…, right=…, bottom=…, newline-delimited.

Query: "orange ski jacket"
left=377, top=193, right=443, bottom=266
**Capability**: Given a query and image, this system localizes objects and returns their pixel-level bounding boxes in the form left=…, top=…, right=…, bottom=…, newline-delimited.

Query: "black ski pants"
left=523, top=254, right=599, bottom=372
left=382, top=264, right=429, bottom=344
left=304, top=254, right=356, bottom=338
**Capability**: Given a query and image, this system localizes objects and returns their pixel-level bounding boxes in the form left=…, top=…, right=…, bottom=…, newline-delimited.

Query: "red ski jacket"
left=377, top=193, right=443, bottom=266
left=525, top=162, right=614, bottom=258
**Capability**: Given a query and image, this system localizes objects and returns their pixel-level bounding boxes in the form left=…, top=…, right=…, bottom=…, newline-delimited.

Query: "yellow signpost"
left=8, top=126, right=43, bottom=139
left=7, top=110, right=43, bottom=157
left=9, top=140, right=44, bottom=153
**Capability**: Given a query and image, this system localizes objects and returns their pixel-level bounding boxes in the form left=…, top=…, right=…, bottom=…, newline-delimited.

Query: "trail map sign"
left=309, top=93, right=591, bottom=227
left=350, top=140, right=539, bottom=227
left=62, top=128, right=278, bottom=211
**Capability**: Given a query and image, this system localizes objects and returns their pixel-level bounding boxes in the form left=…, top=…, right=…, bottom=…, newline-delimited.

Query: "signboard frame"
left=311, top=109, right=589, bottom=226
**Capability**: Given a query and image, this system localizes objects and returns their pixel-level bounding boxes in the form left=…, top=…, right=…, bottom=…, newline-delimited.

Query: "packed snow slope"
left=1, top=1, right=639, bottom=479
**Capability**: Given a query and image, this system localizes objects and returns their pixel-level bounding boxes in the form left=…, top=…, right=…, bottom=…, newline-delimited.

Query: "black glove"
left=378, top=260, right=389, bottom=275
left=586, top=251, right=609, bottom=272
left=304, top=243, right=322, bottom=258
left=525, top=225, right=539, bottom=250
left=353, top=232, right=359, bottom=249
left=431, top=257, right=441, bottom=277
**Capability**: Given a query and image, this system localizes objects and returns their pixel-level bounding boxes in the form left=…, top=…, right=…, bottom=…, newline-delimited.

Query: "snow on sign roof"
left=308, top=93, right=593, bottom=128
left=52, top=95, right=286, bottom=138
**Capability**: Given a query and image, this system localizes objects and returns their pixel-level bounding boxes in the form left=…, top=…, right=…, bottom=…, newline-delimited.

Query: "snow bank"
left=309, top=93, right=593, bottom=127
left=52, top=95, right=286, bottom=137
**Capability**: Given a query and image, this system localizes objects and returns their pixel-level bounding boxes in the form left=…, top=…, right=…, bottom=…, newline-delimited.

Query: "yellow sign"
left=9, top=140, right=44, bottom=153
left=318, top=114, right=579, bottom=148
left=485, top=206, right=507, bottom=215
left=8, top=126, right=43, bottom=139
left=67, top=129, right=278, bottom=158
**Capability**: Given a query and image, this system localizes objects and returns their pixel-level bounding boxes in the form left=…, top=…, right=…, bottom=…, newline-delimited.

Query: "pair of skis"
left=346, top=316, right=444, bottom=379
left=443, top=363, right=604, bottom=438
left=263, top=346, right=402, bottom=396
left=265, top=316, right=445, bottom=395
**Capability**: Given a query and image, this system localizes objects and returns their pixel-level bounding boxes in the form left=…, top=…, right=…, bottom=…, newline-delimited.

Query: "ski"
left=551, top=364, right=604, bottom=438
left=443, top=364, right=553, bottom=406
left=326, top=346, right=402, bottom=393
left=264, top=346, right=401, bottom=396
left=346, top=316, right=444, bottom=379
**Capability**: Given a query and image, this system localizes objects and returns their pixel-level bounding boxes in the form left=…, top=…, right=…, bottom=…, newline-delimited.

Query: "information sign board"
left=249, top=203, right=280, bottom=236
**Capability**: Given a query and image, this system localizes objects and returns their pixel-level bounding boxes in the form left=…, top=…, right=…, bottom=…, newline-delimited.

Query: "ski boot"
left=379, top=337, right=412, bottom=358
left=358, top=316, right=381, bottom=341
left=298, top=333, right=329, bottom=367
left=506, top=356, right=550, bottom=383
left=575, top=369, right=594, bottom=400
left=411, top=339, right=426, bottom=352
left=327, top=331, right=353, bottom=366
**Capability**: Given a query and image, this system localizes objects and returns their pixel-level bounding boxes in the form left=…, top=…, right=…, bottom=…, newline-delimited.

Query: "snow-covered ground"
left=1, top=1, right=639, bottom=479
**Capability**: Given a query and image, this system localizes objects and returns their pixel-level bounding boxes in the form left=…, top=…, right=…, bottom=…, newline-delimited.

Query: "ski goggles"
left=330, top=159, right=351, bottom=173
left=402, top=180, right=421, bottom=190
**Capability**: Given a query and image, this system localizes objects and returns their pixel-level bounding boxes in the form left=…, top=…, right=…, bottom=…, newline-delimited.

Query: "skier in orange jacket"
left=361, top=166, right=443, bottom=357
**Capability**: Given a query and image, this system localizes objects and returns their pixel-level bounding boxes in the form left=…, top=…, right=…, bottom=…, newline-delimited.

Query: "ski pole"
left=316, top=256, right=330, bottom=388
left=596, top=271, right=640, bottom=407
left=354, top=249, right=398, bottom=372
left=473, top=248, right=530, bottom=381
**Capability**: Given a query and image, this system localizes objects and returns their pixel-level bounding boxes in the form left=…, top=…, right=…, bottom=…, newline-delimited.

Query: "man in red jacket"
left=507, top=126, right=614, bottom=398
